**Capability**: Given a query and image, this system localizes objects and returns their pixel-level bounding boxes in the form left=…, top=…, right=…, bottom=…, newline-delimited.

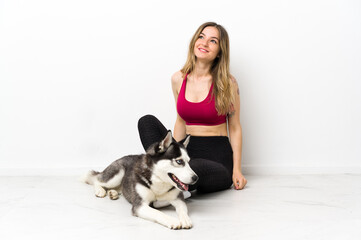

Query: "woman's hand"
left=232, top=171, right=247, bottom=190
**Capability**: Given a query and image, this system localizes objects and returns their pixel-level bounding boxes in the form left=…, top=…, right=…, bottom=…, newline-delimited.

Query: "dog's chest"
left=150, top=181, right=174, bottom=196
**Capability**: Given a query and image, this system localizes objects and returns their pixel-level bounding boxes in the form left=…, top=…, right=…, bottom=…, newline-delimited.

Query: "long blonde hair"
left=181, top=22, right=235, bottom=115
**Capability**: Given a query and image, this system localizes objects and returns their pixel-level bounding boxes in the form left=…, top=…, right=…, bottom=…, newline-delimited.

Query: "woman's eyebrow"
left=200, top=32, right=219, bottom=41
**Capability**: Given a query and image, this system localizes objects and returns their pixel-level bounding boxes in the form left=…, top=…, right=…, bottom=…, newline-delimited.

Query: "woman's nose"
left=202, top=39, right=209, bottom=47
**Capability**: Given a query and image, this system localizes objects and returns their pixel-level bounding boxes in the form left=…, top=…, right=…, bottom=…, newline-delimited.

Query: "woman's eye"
left=211, top=40, right=217, bottom=44
left=199, top=35, right=204, bottom=39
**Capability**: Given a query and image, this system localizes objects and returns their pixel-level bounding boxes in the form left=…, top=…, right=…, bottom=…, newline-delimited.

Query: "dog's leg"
left=82, top=171, right=107, bottom=198
left=92, top=169, right=124, bottom=198
left=107, top=189, right=119, bottom=200
left=152, top=200, right=170, bottom=208
left=94, top=184, right=107, bottom=198
left=170, top=198, right=192, bottom=229
left=133, top=203, right=181, bottom=230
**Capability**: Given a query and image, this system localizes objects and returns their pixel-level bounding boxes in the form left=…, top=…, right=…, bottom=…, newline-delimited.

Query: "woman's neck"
left=192, top=60, right=213, bottom=80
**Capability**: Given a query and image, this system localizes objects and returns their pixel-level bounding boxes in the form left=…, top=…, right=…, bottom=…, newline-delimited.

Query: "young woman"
left=138, top=22, right=247, bottom=193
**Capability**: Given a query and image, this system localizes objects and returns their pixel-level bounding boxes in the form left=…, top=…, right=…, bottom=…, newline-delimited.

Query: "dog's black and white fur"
left=82, top=131, right=198, bottom=229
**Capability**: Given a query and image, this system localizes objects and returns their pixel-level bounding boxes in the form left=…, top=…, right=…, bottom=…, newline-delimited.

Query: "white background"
left=1, top=0, right=360, bottom=174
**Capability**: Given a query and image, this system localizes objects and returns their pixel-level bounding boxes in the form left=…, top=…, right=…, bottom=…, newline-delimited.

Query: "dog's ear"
left=158, top=130, right=173, bottom=153
left=182, top=134, right=191, bottom=148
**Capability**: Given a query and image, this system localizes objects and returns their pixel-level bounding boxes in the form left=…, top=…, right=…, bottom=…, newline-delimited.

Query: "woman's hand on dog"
left=232, top=171, right=247, bottom=190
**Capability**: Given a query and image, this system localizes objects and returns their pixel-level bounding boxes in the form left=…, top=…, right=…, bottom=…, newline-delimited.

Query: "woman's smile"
left=198, top=47, right=209, bottom=53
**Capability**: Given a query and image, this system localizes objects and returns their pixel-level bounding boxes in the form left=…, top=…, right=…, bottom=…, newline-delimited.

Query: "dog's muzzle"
left=191, top=174, right=199, bottom=184
left=168, top=173, right=194, bottom=191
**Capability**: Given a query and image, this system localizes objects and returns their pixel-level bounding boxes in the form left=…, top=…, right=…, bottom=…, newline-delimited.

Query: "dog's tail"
left=80, top=170, right=100, bottom=185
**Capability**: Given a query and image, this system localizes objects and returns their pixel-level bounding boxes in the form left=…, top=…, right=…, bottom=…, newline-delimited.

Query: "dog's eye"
left=175, top=159, right=184, bottom=165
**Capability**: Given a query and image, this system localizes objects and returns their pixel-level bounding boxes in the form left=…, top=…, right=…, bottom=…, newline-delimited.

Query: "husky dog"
left=82, top=131, right=198, bottom=229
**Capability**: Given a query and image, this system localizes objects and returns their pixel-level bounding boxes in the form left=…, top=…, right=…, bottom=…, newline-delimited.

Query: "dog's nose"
left=192, top=175, right=199, bottom=183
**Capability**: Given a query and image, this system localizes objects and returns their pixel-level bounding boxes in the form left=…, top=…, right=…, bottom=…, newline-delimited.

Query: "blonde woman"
left=138, top=22, right=247, bottom=194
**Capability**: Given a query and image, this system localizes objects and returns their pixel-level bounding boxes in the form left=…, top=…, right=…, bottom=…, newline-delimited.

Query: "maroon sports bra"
left=177, top=73, right=227, bottom=126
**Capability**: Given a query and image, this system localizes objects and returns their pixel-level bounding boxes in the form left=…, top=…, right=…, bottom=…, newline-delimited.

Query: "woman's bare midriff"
left=185, top=123, right=228, bottom=137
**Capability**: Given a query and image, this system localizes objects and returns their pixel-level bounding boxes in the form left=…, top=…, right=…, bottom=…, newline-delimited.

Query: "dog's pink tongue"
left=184, top=184, right=189, bottom=191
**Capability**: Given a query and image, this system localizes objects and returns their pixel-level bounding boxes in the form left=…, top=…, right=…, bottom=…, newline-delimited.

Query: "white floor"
left=1, top=174, right=361, bottom=240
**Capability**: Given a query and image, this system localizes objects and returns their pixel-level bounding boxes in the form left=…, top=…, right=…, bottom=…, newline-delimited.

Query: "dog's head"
left=146, top=130, right=198, bottom=191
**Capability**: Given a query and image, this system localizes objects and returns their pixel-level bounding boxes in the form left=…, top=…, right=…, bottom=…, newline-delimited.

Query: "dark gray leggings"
left=138, top=115, right=233, bottom=193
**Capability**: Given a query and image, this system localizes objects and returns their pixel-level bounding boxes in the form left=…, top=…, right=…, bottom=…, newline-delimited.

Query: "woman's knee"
left=198, top=175, right=232, bottom=193
left=138, top=114, right=157, bottom=128
left=188, top=158, right=233, bottom=193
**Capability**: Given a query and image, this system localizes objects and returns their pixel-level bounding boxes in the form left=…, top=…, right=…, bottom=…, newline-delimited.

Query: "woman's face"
left=194, top=26, right=220, bottom=62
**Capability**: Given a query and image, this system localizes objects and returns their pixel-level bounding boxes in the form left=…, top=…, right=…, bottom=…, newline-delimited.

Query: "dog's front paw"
left=179, top=214, right=193, bottom=229
left=107, top=190, right=119, bottom=200
left=167, top=217, right=182, bottom=230
left=95, top=187, right=106, bottom=198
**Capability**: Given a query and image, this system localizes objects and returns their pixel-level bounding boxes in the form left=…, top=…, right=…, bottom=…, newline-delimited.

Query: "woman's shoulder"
left=171, top=70, right=185, bottom=92
left=171, top=70, right=184, bottom=85
left=229, top=74, right=240, bottom=97
left=230, top=74, right=239, bottom=88
left=230, top=74, right=237, bottom=83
